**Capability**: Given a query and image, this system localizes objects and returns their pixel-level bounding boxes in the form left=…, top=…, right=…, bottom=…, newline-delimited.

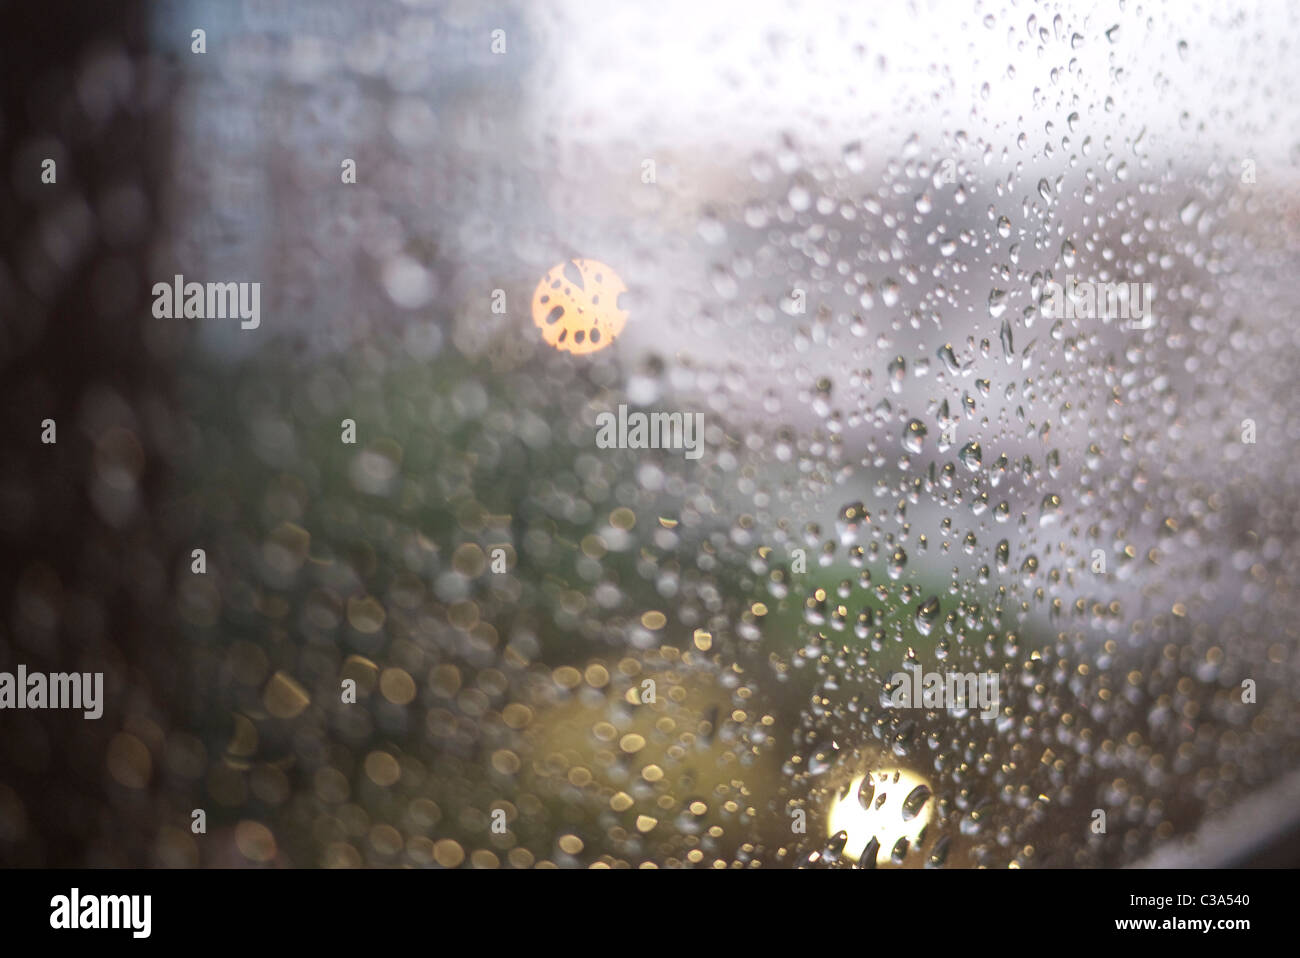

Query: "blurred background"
left=2, top=0, right=1299, bottom=867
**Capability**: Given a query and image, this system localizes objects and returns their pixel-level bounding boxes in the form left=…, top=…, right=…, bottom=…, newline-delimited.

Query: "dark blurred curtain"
left=0, top=1, right=190, bottom=866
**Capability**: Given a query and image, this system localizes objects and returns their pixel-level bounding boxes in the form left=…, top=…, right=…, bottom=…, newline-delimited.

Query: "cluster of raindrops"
left=664, top=8, right=1300, bottom=867
left=10, top=0, right=1297, bottom=871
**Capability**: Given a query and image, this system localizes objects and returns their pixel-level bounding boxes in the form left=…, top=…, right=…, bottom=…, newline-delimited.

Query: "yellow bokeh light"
left=531, top=259, right=628, bottom=355
left=825, top=768, right=934, bottom=866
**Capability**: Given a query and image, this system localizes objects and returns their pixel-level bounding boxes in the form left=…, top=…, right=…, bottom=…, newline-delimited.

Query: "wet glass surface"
left=3, top=0, right=1300, bottom=868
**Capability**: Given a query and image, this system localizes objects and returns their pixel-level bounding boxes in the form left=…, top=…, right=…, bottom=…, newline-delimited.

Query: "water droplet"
left=937, top=343, right=962, bottom=373
left=887, top=355, right=907, bottom=393
left=903, top=419, right=927, bottom=454
left=889, top=547, right=908, bottom=580
left=843, top=140, right=866, bottom=173
left=927, top=835, right=951, bottom=868
left=915, top=597, right=941, bottom=636
left=891, top=837, right=911, bottom=863
left=901, top=783, right=932, bottom=820
left=857, top=836, right=881, bottom=868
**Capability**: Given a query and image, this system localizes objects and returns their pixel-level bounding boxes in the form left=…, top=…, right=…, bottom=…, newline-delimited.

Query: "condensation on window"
left=3, top=0, right=1298, bottom=868
left=155, top=0, right=1300, bottom=869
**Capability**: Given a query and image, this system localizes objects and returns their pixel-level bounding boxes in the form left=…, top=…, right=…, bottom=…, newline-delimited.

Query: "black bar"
left=0, top=867, right=1286, bottom=944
